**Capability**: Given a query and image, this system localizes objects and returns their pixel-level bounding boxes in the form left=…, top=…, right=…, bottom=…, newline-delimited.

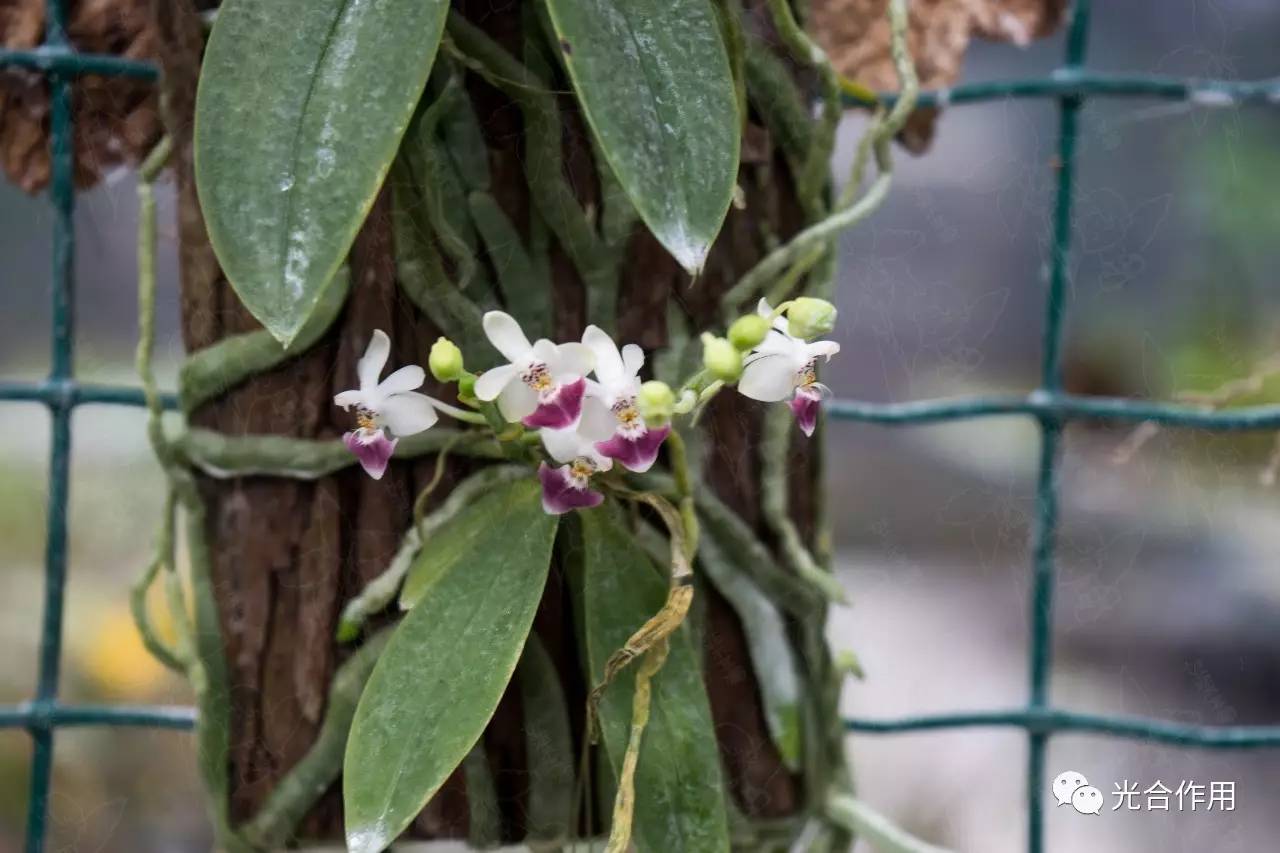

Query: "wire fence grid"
left=2, top=1, right=1279, bottom=851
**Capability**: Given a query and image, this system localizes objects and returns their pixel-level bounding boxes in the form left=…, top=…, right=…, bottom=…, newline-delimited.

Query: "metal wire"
left=2, top=0, right=1278, bottom=850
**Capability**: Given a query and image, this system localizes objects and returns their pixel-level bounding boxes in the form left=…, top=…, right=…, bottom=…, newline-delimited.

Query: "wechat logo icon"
left=1053, top=770, right=1102, bottom=815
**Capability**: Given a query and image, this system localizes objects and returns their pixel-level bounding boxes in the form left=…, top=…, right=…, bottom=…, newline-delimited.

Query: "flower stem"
left=665, top=429, right=699, bottom=559
left=429, top=398, right=490, bottom=425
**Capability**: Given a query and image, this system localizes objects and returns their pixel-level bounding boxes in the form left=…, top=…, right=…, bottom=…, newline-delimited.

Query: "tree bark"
left=154, top=0, right=814, bottom=843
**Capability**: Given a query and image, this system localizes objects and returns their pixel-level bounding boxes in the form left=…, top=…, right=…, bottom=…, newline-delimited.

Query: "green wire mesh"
left=2, top=1, right=1280, bottom=851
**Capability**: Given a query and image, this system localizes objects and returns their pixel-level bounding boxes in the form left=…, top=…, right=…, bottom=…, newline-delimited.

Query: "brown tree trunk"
left=153, top=0, right=812, bottom=843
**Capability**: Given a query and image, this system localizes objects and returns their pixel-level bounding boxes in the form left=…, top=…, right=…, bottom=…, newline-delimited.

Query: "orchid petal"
left=556, top=342, right=596, bottom=379
left=475, top=363, right=519, bottom=402
left=531, top=338, right=561, bottom=370
left=497, top=380, right=539, bottom=422
left=578, top=396, right=619, bottom=442
left=380, top=392, right=439, bottom=437
left=378, top=364, right=426, bottom=396
left=540, top=423, right=586, bottom=463
left=540, top=416, right=615, bottom=471
left=522, top=378, right=585, bottom=429
left=357, top=329, right=391, bottom=392
left=334, top=389, right=364, bottom=410
left=739, top=353, right=798, bottom=402
left=344, top=429, right=398, bottom=480
left=752, top=329, right=798, bottom=356
left=483, top=311, right=532, bottom=362
left=789, top=388, right=823, bottom=437
left=537, top=463, right=603, bottom=515
left=621, top=344, right=644, bottom=379
left=582, top=325, right=624, bottom=386
left=806, top=340, right=840, bottom=360
left=596, top=425, right=670, bottom=473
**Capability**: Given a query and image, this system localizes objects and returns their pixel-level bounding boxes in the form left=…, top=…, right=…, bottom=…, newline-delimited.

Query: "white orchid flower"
left=738, top=298, right=839, bottom=437
left=580, top=326, right=670, bottom=472
left=537, top=413, right=615, bottom=515
left=473, top=311, right=594, bottom=428
left=334, top=330, right=441, bottom=479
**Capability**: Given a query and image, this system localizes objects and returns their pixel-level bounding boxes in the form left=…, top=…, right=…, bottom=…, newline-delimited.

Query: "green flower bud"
left=428, top=337, right=465, bottom=381
left=457, top=373, right=477, bottom=398
left=728, top=314, right=770, bottom=351
left=701, top=333, right=742, bottom=382
left=636, top=380, right=676, bottom=426
left=786, top=297, right=838, bottom=339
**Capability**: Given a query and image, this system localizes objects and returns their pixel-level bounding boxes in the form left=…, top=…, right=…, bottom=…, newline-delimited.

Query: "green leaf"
left=699, top=522, right=803, bottom=770
left=343, top=479, right=558, bottom=853
left=518, top=635, right=575, bottom=845
left=195, top=0, right=448, bottom=344
left=397, top=469, right=547, bottom=609
left=579, top=507, right=730, bottom=853
left=178, top=266, right=350, bottom=414
left=544, top=0, right=739, bottom=274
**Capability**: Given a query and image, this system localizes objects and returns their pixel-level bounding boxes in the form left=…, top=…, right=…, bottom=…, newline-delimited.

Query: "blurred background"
left=2, top=0, right=1280, bottom=850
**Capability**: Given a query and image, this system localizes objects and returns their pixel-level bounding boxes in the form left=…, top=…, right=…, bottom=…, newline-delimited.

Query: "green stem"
left=519, top=636, right=576, bottom=846
left=826, top=793, right=953, bottom=853
left=337, top=465, right=529, bottom=640
left=391, top=165, right=488, bottom=362
left=698, top=527, right=804, bottom=770
left=721, top=169, right=891, bottom=322
left=760, top=407, right=847, bottom=604
left=464, top=743, right=504, bottom=848
left=744, top=45, right=814, bottom=189
left=723, top=0, right=918, bottom=319
left=179, top=270, right=350, bottom=414
left=665, top=429, right=699, bottom=560
left=241, top=629, right=393, bottom=849
left=764, top=0, right=840, bottom=207
left=446, top=12, right=618, bottom=326
left=170, top=426, right=503, bottom=481
left=135, top=133, right=247, bottom=852
left=128, top=488, right=186, bottom=673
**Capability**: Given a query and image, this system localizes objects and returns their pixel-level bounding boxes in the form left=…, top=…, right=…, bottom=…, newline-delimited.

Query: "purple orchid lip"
left=344, top=429, right=399, bottom=480
left=522, top=378, right=586, bottom=429
left=595, top=425, right=671, bottom=473
left=789, top=389, right=822, bottom=437
left=537, top=462, right=603, bottom=514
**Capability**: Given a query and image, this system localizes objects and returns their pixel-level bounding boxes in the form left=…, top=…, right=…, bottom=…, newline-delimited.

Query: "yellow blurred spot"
left=81, top=599, right=175, bottom=699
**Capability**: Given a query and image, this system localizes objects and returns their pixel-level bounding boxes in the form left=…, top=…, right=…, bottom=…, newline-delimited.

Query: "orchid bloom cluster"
left=333, top=298, right=840, bottom=514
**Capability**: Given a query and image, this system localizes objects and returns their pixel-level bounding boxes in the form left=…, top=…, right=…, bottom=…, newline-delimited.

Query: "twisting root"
left=585, top=488, right=694, bottom=745
left=584, top=488, right=694, bottom=851
left=604, top=638, right=670, bottom=853
left=586, top=584, right=692, bottom=745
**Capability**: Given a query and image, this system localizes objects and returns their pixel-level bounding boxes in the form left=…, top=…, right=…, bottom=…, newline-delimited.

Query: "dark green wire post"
left=1, top=1, right=1279, bottom=851
left=25, top=1, right=75, bottom=849
left=1025, top=2, right=1091, bottom=850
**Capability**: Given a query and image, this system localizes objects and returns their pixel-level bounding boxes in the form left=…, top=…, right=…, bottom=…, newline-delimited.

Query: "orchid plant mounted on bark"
left=127, top=0, right=933, bottom=850
left=323, top=289, right=841, bottom=849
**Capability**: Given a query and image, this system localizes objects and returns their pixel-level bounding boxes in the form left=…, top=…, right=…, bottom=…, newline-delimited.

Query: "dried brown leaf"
left=810, top=0, right=1068, bottom=150
left=0, top=0, right=162, bottom=193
